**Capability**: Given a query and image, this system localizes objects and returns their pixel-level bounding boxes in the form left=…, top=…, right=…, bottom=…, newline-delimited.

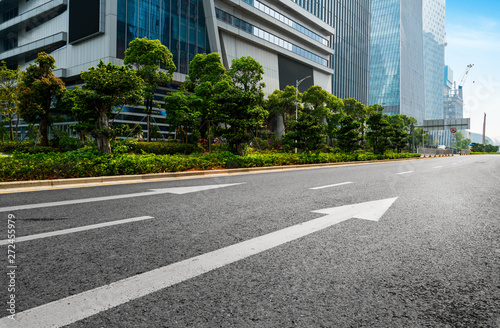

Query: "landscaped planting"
left=0, top=147, right=421, bottom=182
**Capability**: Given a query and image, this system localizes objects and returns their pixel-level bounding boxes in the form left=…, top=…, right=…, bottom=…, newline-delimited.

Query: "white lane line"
left=453, top=163, right=457, bottom=165
left=2, top=198, right=396, bottom=328
left=309, top=182, right=353, bottom=190
left=434, top=166, right=443, bottom=169
left=0, top=183, right=244, bottom=213
left=396, top=171, right=414, bottom=175
left=0, top=216, right=154, bottom=246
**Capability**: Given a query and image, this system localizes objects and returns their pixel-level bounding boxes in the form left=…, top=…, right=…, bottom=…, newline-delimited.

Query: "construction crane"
left=458, top=64, right=474, bottom=87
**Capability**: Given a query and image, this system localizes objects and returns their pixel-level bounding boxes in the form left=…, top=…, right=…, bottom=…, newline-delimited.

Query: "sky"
left=445, top=0, right=500, bottom=145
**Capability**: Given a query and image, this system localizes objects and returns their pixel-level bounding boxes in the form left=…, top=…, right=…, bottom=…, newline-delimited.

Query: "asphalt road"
left=1, top=155, right=499, bottom=327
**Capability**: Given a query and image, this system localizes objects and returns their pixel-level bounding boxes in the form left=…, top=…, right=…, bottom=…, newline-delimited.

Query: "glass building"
left=369, top=0, right=425, bottom=124
left=116, top=0, right=211, bottom=75
left=0, top=0, right=370, bottom=139
left=423, top=0, right=446, bottom=120
left=291, top=0, right=371, bottom=104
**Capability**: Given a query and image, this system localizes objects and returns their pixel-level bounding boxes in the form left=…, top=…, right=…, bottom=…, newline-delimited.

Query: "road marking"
left=434, top=166, right=443, bottom=169
left=3, top=197, right=398, bottom=328
left=396, top=171, right=413, bottom=175
left=0, top=183, right=244, bottom=212
left=309, top=182, right=353, bottom=190
left=0, top=216, right=154, bottom=246
left=453, top=163, right=457, bottom=165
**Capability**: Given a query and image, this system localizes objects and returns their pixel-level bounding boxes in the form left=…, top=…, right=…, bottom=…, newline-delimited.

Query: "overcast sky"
left=445, top=0, right=500, bottom=144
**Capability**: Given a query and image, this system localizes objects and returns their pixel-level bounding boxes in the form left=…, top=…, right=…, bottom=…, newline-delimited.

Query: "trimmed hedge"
left=0, top=148, right=421, bottom=182
left=471, top=152, right=500, bottom=155
left=127, top=141, right=203, bottom=155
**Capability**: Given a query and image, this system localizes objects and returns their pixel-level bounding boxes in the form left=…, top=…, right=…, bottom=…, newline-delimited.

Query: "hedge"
left=0, top=148, right=421, bottom=182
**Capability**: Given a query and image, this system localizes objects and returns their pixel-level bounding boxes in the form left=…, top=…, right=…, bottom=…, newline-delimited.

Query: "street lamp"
left=295, top=75, right=311, bottom=153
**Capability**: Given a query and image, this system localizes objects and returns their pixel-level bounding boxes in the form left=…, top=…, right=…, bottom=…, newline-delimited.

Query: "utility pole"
left=482, top=113, right=486, bottom=145
left=295, top=75, right=311, bottom=153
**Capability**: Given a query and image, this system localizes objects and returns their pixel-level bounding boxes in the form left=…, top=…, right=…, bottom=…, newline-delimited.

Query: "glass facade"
left=215, top=8, right=328, bottom=67
left=370, top=0, right=425, bottom=124
left=242, top=0, right=329, bottom=46
left=116, top=0, right=211, bottom=74
left=291, top=0, right=371, bottom=104
left=423, top=0, right=446, bottom=120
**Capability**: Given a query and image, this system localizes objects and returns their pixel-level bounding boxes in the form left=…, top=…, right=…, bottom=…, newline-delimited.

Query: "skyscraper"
left=292, top=0, right=371, bottom=104
left=369, top=0, right=425, bottom=124
left=423, top=0, right=446, bottom=120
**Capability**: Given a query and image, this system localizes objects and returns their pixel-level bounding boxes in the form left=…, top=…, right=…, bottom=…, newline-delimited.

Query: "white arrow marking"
left=1, top=197, right=397, bottom=328
left=309, top=182, right=353, bottom=190
left=0, top=216, right=154, bottom=245
left=0, top=183, right=244, bottom=212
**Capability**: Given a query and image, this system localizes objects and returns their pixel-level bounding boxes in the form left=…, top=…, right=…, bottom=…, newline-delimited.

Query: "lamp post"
left=295, top=75, right=311, bottom=153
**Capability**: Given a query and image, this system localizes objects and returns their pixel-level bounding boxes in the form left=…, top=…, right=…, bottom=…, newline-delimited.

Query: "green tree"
left=454, top=131, right=464, bottom=149
left=56, top=87, right=98, bottom=141
left=18, top=53, right=66, bottom=146
left=163, top=92, right=202, bottom=143
left=336, top=112, right=362, bottom=153
left=266, top=85, right=297, bottom=137
left=284, top=85, right=339, bottom=151
left=0, top=62, right=21, bottom=140
left=366, top=112, right=391, bottom=154
left=80, top=60, right=144, bottom=153
left=212, top=57, right=268, bottom=155
left=343, top=98, right=367, bottom=147
left=386, top=115, right=411, bottom=152
left=124, top=37, right=176, bottom=142
left=182, top=53, right=229, bottom=139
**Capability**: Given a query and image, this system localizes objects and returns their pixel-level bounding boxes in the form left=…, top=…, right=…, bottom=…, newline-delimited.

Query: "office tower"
left=291, top=0, right=371, bottom=104
left=423, top=0, right=446, bottom=120
left=369, top=0, right=425, bottom=124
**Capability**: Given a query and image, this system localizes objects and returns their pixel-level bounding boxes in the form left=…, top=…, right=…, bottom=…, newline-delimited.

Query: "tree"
left=385, top=115, right=410, bottom=152
left=212, top=57, right=268, bottom=155
left=182, top=53, right=230, bottom=139
left=0, top=62, right=21, bottom=141
left=284, top=85, right=339, bottom=151
left=163, top=92, right=202, bottom=143
left=366, top=112, right=391, bottom=154
left=124, top=37, right=176, bottom=142
left=18, top=53, right=66, bottom=146
left=56, top=87, right=98, bottom=141
left=343, top=98, right=367, bottom=147
left=336, top=112, right=362, bottom=153
left=266, top=85, right=297, bottom=137
left=80, top=60, right=144, bottom=153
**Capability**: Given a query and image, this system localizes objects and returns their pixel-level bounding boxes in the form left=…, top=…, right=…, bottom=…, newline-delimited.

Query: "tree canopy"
left=80, top=60, right=144, bottom=153
left=18, top=52, right=66, bottom=146
left=0, top=61, right=21, bottom=140
left=124, top=37, right=176, bottom=141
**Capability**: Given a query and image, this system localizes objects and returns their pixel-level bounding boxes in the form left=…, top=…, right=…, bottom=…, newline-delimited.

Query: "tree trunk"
left=15, top=114, right=19, bottom=140
left=147, top=99, right=152, bottom=142
left=39, top=115, right=49, bottom=147
left=8, top=118, right=14, bottom=141
left=97, top=109, right=111, bottom=154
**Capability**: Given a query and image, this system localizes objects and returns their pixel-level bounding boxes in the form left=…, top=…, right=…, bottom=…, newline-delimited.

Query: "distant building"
left=327, top=0, right=371, bottom=104
left=423, top=0, right=446, bottom=120
left=369, top=0, right=425, bottom=124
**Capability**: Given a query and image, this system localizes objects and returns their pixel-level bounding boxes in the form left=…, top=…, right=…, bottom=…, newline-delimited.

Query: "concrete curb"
left=0, top=157, right=424, bottom=190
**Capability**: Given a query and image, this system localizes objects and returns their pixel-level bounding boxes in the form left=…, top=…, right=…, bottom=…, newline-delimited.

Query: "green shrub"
left=0, top=149, right=422, bottom=182
left=59, top=137, right=83, bottom=151
left=129, top=141, right=202, bottom=155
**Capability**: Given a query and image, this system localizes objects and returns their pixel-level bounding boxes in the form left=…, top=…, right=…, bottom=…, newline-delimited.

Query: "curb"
left=0, top=157, right=424, bottom=191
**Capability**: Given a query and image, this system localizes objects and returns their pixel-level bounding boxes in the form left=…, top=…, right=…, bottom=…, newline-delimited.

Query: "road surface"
left=1, top=155, right=499, bottom=327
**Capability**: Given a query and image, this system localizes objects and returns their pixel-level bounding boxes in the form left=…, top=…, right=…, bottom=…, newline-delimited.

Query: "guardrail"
left=417, top=148, right=471, bottom=157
